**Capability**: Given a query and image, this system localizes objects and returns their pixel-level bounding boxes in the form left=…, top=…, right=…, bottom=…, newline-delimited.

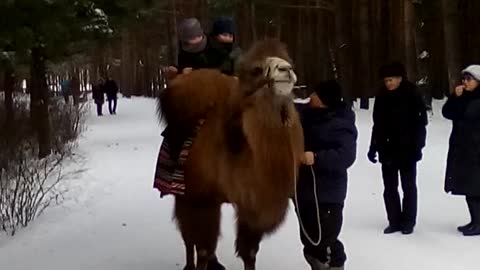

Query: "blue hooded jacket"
left=297, top=102, right=358, bottom=203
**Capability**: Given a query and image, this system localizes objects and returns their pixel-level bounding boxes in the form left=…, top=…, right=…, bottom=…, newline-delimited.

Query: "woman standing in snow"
left=443, top=65, right=480, bottom=236
left=295, top=80, right=357, bottom=270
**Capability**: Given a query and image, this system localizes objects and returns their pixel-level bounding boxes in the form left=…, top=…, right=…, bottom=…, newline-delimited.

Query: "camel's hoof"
left=207, top=259, right=226, bottom=270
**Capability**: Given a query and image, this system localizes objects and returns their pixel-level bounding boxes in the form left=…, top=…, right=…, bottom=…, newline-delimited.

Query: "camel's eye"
left=278, top=66, right=290, bottom=72
left=250, top=67, right=263, bottom=77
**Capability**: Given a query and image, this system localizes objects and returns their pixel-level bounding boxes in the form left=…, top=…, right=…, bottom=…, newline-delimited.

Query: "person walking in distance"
left=71, top=76, right=81, bottom=105
left=367, top=62, right=428, bottom=235
left=92, top=78, right=105, bottom=116
left=104, top=77, right=118, bottom=115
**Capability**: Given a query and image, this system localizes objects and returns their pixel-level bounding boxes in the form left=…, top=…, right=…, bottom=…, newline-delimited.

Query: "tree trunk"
left=295, top=0, right=305, bottom=85
left=145, top=48, right=153, bottom=97
left=389, top=0, right=406, bottom=62
left=404, top=0, right=417, bottom=80
left=178, top=0, right=196, bottom=18
left=131, top=32, right=139, bottom=96
left=121, top=31, right=133, bottom=98
left=167, top=0, right=178, bottom=66
left=271, top=5, right=282, bottom=38
left=369, top=0, right=385, bottom=96
left=235, top=0, right=256, bottom=50
left=196, top=0, right=209, bottom=28
left=3, top=63, right=15, bottom=129
left=458, top=0, right=480, bottom=66
left=323, top=2, right=335, bottom=79
left=413, top=0, right=433, bottom=109
left=425, top=0, right=447, bottom=98
left=30, top=46, right=51, bottom=158
left=356, top=0, right=371, bottom=108
left=441, top=0, right=462, bottom=93
left=335, top=0, right=354, bottom=101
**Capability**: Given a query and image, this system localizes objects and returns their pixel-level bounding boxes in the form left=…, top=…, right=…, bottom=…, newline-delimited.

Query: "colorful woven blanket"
left=153, top=121, right=204, bottom=197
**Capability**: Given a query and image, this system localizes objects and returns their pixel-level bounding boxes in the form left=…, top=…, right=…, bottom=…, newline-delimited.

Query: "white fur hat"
left=462, top=65, right=480, bottom=81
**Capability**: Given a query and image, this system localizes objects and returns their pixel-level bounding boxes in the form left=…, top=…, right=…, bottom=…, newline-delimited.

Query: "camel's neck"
left=246, top=91, right=293, bottom=127
left=240, top=91, right=298, bottom=189
left=222, top=89, right=302, bottom=231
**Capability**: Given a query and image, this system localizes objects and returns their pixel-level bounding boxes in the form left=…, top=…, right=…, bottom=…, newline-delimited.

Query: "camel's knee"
left=195, top=202, right=222, bottom=246
left=195, top=248, right=215, bottom=270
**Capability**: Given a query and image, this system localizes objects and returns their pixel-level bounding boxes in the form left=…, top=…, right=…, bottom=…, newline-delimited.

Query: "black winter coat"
left=104, top=79, right=119, bottom=99
left=177, top=38, right=241, bottom=76
left=177, top=46, right=211, bottom=72
left=370, top=81, right=428, bottom=164
left=206, top=36, right=242, bottom=76
left=443, top=89, right=480, bottom=196
left=297, top=103, right=358, bottom=204
left=162, top=40, right=240, bottom=158
left=92, top=83, right=104, bottom=104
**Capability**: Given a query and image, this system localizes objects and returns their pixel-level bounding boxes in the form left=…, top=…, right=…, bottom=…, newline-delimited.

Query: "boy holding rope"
left=295, top=80, right=358, bottom=270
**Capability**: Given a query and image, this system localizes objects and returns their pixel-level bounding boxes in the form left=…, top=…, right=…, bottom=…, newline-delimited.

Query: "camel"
left=158, top=39, right=304, bottom=270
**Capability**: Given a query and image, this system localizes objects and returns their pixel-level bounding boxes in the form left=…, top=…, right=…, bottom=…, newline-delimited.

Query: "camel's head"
left=237, top=39, right=297, bottom=96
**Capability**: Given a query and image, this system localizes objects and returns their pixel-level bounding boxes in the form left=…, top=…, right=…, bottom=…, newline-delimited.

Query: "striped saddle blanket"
left=153, top=121, right=204, bottom=197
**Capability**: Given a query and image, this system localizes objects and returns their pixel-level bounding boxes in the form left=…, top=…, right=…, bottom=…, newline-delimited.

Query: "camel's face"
left=263, top=57, right=297, bottom=96
left=239, top=40, right=297, bottom=97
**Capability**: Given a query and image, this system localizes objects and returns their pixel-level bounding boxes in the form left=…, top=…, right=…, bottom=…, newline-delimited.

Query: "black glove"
left=367, top=148, right=378, bottom=164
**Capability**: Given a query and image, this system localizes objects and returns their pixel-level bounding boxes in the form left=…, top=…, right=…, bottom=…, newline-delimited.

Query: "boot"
left=463, top=197, right=480, bottom=236
left=463, top=224, right=480, bottom=236
left=457, top=222, right=474, bottom=233
left=401, top=226, right=414, bottom=235
left=330, top=267, right=345, bottom=270
left=460, top=197, right=476, bottom=233
left=383, top=225, right=401, bottom=234
left=305, top=254, right=329, bottom=270
left=207, top=256, right=226, bottom=270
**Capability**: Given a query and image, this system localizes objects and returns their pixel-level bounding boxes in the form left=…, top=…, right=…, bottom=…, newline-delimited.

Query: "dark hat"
left=379, top=62, right=406, bottom=78
left=178, top=18, right=207, bottom=53
left=314, top=80, right=343, bottom=109
left=178, top=18, right=204, bottom=42
left=212, top=16, right=235, bottom=37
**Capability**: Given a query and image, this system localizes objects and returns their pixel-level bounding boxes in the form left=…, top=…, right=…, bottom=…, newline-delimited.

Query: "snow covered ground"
left=0, top=97, right=478, bottom=270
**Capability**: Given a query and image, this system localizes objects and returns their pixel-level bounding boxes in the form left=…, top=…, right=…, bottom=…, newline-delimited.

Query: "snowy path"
left=0, top=97, right=478, bottom=270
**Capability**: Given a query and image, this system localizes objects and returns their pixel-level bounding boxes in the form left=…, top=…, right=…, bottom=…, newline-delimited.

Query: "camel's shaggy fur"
left=158, top=39, right=304, bottom=270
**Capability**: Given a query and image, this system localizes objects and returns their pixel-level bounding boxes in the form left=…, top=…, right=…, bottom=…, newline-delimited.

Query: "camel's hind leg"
left=235, top=219, right=264, bottom=270
left=193, top=201, right=222, bottom=270
left=174, top=196, right=196, bottom=270
left=174, top=196, right=222, bottom=270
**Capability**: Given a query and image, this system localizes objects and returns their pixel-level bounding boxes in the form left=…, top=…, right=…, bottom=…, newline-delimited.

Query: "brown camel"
left=158, top=39, right=304, bottom=270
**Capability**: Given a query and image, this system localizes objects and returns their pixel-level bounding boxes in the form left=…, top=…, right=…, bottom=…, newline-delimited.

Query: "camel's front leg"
left=235, top=220, right=264, bottom=270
